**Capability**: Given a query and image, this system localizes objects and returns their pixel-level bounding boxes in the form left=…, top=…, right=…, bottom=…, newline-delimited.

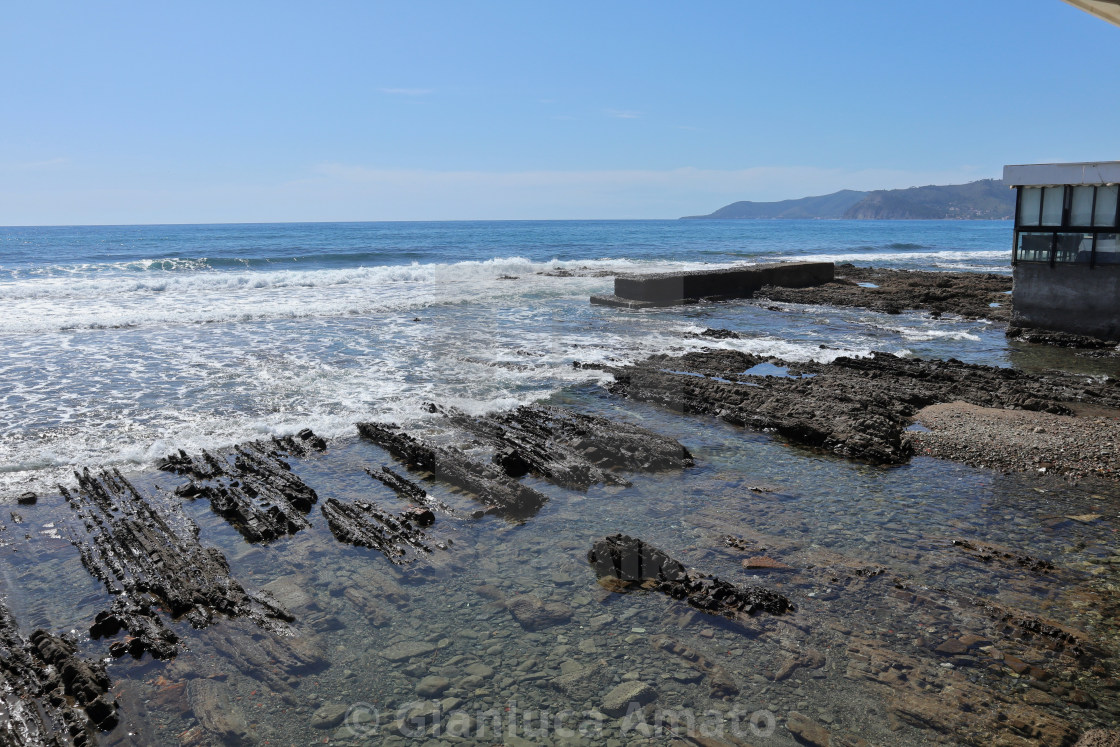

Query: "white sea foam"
left=0, top=247, right=1008, bottom=499
left=778, top=249, right=1011, bottom=268
left=0, top=256, right=738, bottom=334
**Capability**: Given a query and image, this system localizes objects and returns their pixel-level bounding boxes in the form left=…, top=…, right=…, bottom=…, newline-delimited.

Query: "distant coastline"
left=683, top=178, right=1014, bottom=221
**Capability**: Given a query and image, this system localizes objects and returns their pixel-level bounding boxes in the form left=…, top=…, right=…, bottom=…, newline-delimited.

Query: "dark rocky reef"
left=61, top=468, right=292, bottom=659
left=1007, top=326, right=1119, bottom=352
left=356, top=421, right=549, bottom=521
left=603, top=348, right=1120, bottom=465
left=756, top=265, right=1012, bottom=321
left=442, top=403, right=694, bottom=490
left=157, top=433, right=322, bottom=543
left=587, top=533, right=793, bottom=619
left=321, top=497, right=434, bottom=564
left=0, top=600, right=117, bottom=745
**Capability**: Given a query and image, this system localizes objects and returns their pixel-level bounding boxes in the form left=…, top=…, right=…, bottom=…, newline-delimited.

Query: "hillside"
left=684, top=179, right=1014, bottom=220
left=689, top=189, right=868, bottom=219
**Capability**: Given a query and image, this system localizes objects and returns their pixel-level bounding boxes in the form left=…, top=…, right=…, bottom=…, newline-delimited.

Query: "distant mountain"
left=683, top=179, right=1014, bottom=220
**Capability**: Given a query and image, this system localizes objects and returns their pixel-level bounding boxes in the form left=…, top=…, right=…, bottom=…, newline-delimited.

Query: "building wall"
left=1012, top=263, right=1120, bottom=340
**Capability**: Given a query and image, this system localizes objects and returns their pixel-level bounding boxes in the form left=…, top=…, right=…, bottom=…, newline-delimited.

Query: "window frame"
left=1012, top=184, right=1120, bottom=267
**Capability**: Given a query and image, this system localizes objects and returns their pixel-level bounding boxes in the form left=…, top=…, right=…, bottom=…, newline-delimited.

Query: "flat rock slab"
left=310, top=703, right=349, bottom=730
left=381, top=640, right=437, bottom=662
left=600, top=681, right=657, bottom=717
left=506, top=594, right=573, bottom=631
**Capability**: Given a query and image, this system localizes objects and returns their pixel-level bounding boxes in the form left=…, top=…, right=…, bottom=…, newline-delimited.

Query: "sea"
left=4, top=219, right=1120, bottom=745
left=0, top=219, right=1014, bottom=499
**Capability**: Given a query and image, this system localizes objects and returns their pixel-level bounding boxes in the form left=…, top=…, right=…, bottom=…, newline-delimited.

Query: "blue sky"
left=1, top=1, right=1117, bottom=224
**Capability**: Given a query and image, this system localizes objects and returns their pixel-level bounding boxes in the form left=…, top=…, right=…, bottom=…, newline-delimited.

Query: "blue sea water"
left=0, top=219, right=1015, bottom=496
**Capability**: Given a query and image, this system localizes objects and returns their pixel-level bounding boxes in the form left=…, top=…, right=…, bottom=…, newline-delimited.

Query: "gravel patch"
left=908, top=401, right=1120, bottom=481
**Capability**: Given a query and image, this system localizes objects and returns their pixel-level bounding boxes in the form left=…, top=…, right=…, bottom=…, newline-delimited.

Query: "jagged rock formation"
left=587, top=534, right=793, bottom=619
left=443, top=404, right=693, bottom=490
left=321, top=497, right=433, bottom=564
left=356, top=422, right=549, bottom=521
left=157, top=433, right=322, bottom=543
left=756, top=265, right=1013, bottom=321
left=61, top=468, right=292, bottom=659
left=0, top=600, right=117, bottom=746
left=602, top=349, right=1120, bottom=465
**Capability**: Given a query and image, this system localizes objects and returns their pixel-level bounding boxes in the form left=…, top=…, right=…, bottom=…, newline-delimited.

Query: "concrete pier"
left=590, top=261, right=834, bottom=309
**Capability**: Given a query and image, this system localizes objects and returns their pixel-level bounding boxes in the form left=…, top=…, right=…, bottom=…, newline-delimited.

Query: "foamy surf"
left=0, top=220, right=1017, bottom=499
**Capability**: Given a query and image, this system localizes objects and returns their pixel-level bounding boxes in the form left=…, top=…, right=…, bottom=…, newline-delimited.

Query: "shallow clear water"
left=3, top=392, right=1118, bottom=746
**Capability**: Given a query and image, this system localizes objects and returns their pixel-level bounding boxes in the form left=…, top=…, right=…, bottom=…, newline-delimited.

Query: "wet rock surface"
left=1008, top=326, right=1120, bottom=351
left=588, top=534, right=793, bottom=619
left=61, top=468, right=293, bottom=659
left=755, top=265, right=1012, bottom=321
left=357, top=421, right=550, bottom=521
left=157, top=435, right=322, bottom=543
left=603, top=348, right=1120, bottom=474
left=444, top=403, right=694, bottom=490
left=321, top=497, right=434, bottom=564
left=0, top=600, right=117, bottom=745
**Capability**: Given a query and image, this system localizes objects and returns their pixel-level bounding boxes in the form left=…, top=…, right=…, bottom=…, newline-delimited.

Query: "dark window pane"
left=1054, top=232, right=1092, bottom=263
left=1017, top=232, right=1052, bottom=262
left=1018, top=187, right=1041, bottom=227
left=1096, top=233, right=1120, bottom=264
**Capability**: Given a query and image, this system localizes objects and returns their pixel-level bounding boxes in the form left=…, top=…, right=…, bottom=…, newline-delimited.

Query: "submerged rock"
left=187, top=678, right=254, bottom=744
left=587, top=534, right=793, bottom=619
left=505, top=594, right=573, bottom=631
left=600, top=681, right=657, bottom=717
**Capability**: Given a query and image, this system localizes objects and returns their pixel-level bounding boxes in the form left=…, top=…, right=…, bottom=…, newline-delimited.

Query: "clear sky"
left=2, top=1, right=1117, bottom=224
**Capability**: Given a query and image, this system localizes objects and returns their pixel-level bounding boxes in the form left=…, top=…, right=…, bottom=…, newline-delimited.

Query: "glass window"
left=1070, top=186, right=1095, bottom=226
left=1018, top=187, right=1041, bottom=227
left=1096, top=234, right=1120, bottom=264
left=1054, top=232, right=1093, bottom=263
left=1041, top=186, right=1065, bottom=226
left=1094, top=185, right=1118, bottom=227
left=1016, top=232, right=1052, bottom=262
